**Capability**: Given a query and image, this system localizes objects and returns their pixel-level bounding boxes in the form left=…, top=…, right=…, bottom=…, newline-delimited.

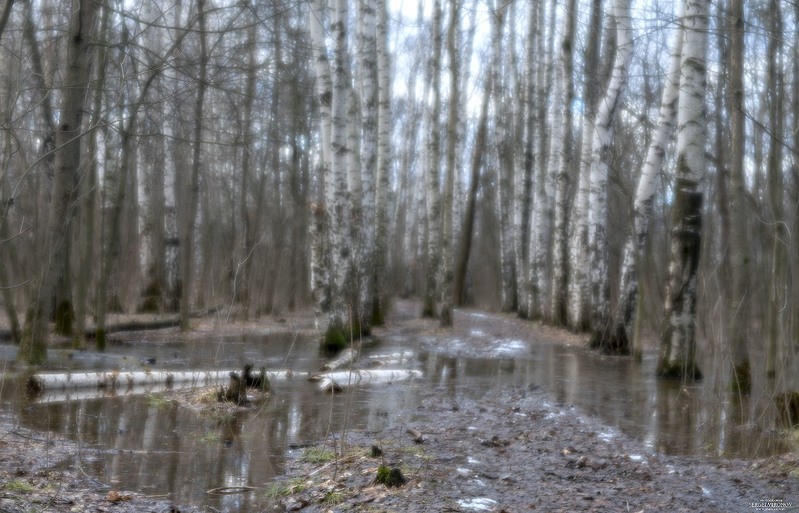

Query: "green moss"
left=321, top=326, right=348, bottom=353
left=3, top=479, right=36, bottom=493
left=731, top=361, right=751, bottom=394
left=375, top=464, right=407, bottom=487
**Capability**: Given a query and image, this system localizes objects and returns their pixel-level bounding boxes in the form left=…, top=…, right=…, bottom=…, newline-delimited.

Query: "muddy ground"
left=1, top=302, right=798, bottom=512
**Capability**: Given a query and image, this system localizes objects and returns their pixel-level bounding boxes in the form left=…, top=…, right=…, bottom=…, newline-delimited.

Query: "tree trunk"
left=323, top=0, right=354, bottom=344
left=422, top=0, right=442, bottom=319
left=308, top=0, right=333, bottom=331
left=726, top=0, right=751, bottom=391
left=372, top=0, right=391, bottom=325
left=587, top=0, right=634, bottom=352
left=179, top=0, right=207, bottom=331
left=491, top=1, right=517, bottom=314
left=568, top=0, right=604, bottom=330
left=549, top=0, right=580, bottom=326
left=74, top=0, right=109, bottom=349
left=453, top=76, right=491, bottom=307
left=439, top=0, right=460, bottom=327
left=615, top=4, right=682, bottom=360
left=20, top=0, right=97, bottom=364
left=657, top=0, right=709, bottom=381
left=527, top=0, right=559, bottom=320
left=516, top=0, right=540, bottom=318
left=764, top=0, right=786, bottom=380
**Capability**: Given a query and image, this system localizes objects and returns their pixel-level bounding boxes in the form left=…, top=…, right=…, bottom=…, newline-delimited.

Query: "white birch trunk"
left=491, top=2, right=517, bottom=313
left=586, top=0, right=633, bottom=351
left=326, top=0, right=352, bottom=340
left=516, top=0, right=539, bottom=317
left=658, top=0, right=709, bottom=380
left=567, top=0, right=604, bottom=331
left=308, top=0, right=333, bottom=330
left=422, top=0, right=443, bottom=318
left=526, top=0, right=554, bottom=320
left=615, top=5, right=682, bottom=358
left=548, top=0, right=577, bottom=325
left=439, top=0, right=459, bottom=326
left=358, top=0, right=378, bottom=329
left=315, top=369, right=423, bottom=392
left=372, top=0, right=391, bottom=324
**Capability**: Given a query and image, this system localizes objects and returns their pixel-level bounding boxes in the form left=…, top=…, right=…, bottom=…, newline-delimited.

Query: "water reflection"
left=0, top=323, right=794, bottom=511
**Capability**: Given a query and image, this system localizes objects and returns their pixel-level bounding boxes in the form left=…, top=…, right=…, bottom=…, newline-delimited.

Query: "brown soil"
left=1, top=301, right=798, bottom=512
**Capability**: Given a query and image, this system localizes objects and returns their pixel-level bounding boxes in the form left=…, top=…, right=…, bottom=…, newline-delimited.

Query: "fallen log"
left=0, top=307, right=222, bottom=342
left=363, top=351, right=416, bottom=367
left=314, top=369, right=423, bottom=392
left=320, top=348, right=358, bottom=371
left=26, top=369, right=306, bottom=395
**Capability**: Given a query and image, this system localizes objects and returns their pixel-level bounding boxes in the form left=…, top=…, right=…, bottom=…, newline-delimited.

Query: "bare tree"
left=439, top=0, right=460, bottom=327
left=726, top=0, right=750, bottom=390
left=422, top=0, right=442, bottom=319
left=587, top=0, right=634, bottom=352
left=19, top=0, right=97, bottom=364
left=658, top=0, right=709, bottom=380
left=615, top=3, right=682, bottom=360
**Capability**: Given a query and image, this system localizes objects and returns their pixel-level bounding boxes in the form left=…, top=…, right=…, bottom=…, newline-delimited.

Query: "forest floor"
left=1, top=301, right=798, bottom=512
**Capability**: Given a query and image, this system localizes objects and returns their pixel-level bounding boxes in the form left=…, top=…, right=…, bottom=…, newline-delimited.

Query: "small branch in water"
left=206, top=486, right=257, bottom=495
left=406, top=427, right=425, bottom=444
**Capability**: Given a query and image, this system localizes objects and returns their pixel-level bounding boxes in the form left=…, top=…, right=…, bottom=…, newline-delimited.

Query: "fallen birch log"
left=314, top=369, right=423, bottom=392
left=27, top=369, right=306, bottom=394
left=320, top=348, right=358, bottom=371
left=363, top=351, right=415, bottom=367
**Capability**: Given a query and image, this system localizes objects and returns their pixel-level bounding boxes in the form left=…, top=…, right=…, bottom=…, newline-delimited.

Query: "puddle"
left=457, top=497, right=497, bottom=511
left=0, top=311, right=794, bottom=511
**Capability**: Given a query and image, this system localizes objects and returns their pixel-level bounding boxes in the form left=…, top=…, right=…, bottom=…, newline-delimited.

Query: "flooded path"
left=0, top=302, right=792, bottom=511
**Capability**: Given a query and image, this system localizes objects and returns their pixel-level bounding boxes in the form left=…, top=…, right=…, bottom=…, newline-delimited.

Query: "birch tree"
left=568, top=0, right=604, bottom=330
left=439, top=0, right=459, bottom=326
left=586, top=0, right=633, bottom=352
left=371, top=0, right=391, bottom=325
left=491, top=0, right=516, bottom=313
left=529, top=0, right=565, bottom=320
left=658, top=0, right=709, bottom=380
left=548, top=0, right=581, bottom=326
left=358, top=0, right=378, bottom=330
left=614, top=4, right=682, bottom=359
left=422, top=0, right=442, bottom=318
left=309, top=0, right=333, bottom=330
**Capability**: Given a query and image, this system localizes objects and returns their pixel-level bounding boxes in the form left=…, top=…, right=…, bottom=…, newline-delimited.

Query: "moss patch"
left=375, top=464, right=407, bottom=487
left=321, top=325, right=348, bottom=353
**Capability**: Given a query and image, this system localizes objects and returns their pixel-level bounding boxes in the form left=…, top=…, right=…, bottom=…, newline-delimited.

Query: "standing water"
left=0, top=304, right=792, bottom=511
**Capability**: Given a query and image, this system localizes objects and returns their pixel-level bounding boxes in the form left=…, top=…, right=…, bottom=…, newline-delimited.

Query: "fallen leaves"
left=106, top=490, right=132, bottom=503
